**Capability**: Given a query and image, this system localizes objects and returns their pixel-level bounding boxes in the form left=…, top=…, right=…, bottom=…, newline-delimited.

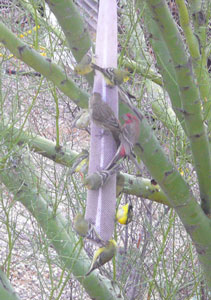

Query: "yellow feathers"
left=75, top=158, right=88, bottom=174
left=116, top=203, right=133, bottom=225
left=73, top=214, right=91, bottom=237
left=86, top=239, right=117, bottom=276
left=74, top=51, right=130, bottom=87
left=74, top=50, right=95, bottom=75
left=91, top=63, right=130, bottom=86
left=74, top=109, right=90, bottom=130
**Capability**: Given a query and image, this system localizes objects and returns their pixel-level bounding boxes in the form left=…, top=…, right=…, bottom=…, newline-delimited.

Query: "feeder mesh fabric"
left=85, top=0, right=118, bottom=241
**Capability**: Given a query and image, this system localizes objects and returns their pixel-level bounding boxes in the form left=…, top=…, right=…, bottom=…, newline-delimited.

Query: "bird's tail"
left=129, top=153, right=142, bottom=174
left=85, top=268, right=94, bottom=276
left=91, top=63, right=105, bottom=74
left=105, top=146, right=124, bottom=170
left=118, top=87, right=143, bottom=121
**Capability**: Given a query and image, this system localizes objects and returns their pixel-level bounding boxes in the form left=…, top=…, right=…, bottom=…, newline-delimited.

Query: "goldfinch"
left=84, top=163, right=121, bottom=190
left=86, top=239, right=117, bottom=276
left=74, top=50, right=94, bottom=75
left=116, top=203, right=133, bottom=225
left=73, top=213, right=91, bottom=237
left=74, top=109, right=90, bottom=129
left=91, top=63, right=130, bottom=86
left=75, top=158, right=89, bottom=179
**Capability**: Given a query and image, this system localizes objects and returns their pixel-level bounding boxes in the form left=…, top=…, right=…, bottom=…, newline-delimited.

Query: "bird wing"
left=92, top=101, right=121, bottom=132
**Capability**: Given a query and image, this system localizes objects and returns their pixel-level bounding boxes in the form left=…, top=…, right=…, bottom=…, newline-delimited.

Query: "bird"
left=73, top=213, right=91, bottom=238
left=69, top=149, right=89, bottom=178
left=105, top=113, right=140, bottom=170
left=74, top=50, right=94, bottom=75
left=89, top=92, right=122, bottom=145
left=75, top=158, right=89, bottom=179
left=86, top=239, right=117, bottom=276
left=84, top=163, right=121, bottom=190
left=90, top=64, right=141, bottom=122
left=118, top=87, right=143, bottom=121
left=116, top=203, right=133, bottom=225
left=90, top=94, right=141, bottom=173
left=73, top=213, right=103, bottom=244
left=91, top=63, right=130, bottom=87
left=73, top=109, right=90, bottom=130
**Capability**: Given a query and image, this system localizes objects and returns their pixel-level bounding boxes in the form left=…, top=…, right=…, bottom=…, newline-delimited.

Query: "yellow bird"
left=91, top=63, right=130, bottom=87
left=74, top=50, right=94, bottom=75
left=74, top=109, right=90, bottom=130
left=75, top=158, right=89, bottom=179
left=73, top=213, right=91, bottom=237
left=116, top=203, right=133, bottom=225
left=86, top=239, right=117, bottom=276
